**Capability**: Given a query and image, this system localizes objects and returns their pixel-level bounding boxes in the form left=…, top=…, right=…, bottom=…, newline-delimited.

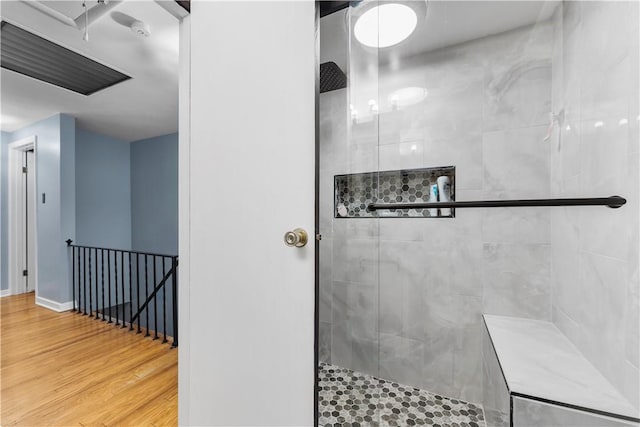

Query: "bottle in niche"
left=429, top=184, right=439, bottom=217
left=437, top=176, right=452, bottom=216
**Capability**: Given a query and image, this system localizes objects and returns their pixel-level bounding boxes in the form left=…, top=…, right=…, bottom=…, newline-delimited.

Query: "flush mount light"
left=389, top=87, right=427, bottom=108
left=354, top=3, right=418, bottom=48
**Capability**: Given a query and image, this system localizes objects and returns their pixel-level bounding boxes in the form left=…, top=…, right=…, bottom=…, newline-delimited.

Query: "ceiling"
left=0, top=0, right=179, bottom=142
left=321, top=0, right=559, bottom=73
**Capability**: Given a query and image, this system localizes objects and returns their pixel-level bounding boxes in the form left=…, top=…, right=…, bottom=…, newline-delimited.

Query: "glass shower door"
left=318, top=1, right=382, bottom=425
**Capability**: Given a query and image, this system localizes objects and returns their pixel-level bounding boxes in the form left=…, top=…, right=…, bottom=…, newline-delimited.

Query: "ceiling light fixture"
left=389, top=87, right=427, bottom=109
left=354, top=3, right=418, bottom=48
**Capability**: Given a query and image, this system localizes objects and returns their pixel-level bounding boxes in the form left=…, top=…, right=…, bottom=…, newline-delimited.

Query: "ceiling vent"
left=0, top=21, right=131, bottom=96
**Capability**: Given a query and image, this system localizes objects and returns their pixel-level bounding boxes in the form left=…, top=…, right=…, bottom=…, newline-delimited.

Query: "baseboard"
left=35, top=296, right=74, bottom=312
left=0, top=289, right=11, bottom=297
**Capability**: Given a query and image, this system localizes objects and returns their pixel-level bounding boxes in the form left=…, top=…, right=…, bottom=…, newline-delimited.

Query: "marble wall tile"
left=551, top=5, right=564, bottom=115
left=331, top=282, right=379, bottom=374
left=579, top=118, right=628, bottom=196
left=332, top=217, right=378, bottom=239
left=351, top=336, right=379, bottom=376
left=347, top=140, right=379, bottom=175
left=424, top=133, right=483, bottom=191
left=319, top=173, right=334, bottom=233
left=512, top=396, right=637, bottom=427
left=625, top=157, right=640, bottom=374
left=319, top=238, right=332, bottom=323
left=483, top=22, right=553, bottom=132
left=331, top=321, right=352, bottom=368
left=551, top=305, right=582, bottom=350
left=422, top=327, right=455, bottom=398
left=320, top=89, right=348, bottom=176
left=483, top=126, right=551, bottom=198
left=378, top=218, right=424, bottom=242
left=482, top=207, right=551, bottom=245
left=379, top=333, right=424, bottom=390
left=452, top=311, right=483, bottom=404
left=332, top=238, right=379, bottom=285
left=558, top=120, right=582, bottom=192
left=576, top=252, right=629, bottom=394
left=579, top=1, right=634, bottom=121
left=549, top=2, right=639, bottom=409
left=419, top=247, right=484, bottom=298
left=482, top=243, right=551, bottom=320
left=379, top=240, right=429, bottom=340
left=378, top=140, right=425, bottom=171
left=578, top=203, right=631, bottom=261
left=347, top=283, right=379, bottom=341
left=550, top=207, right=581, bottom=321
left=319, top=321, right=332, bottom=364
left=622, top=361, right=640, bottom=414
left=482, top=323, right=510, bottom=427
left=561, top=0, right=582, bottom=126
left=378, top=106, right=427, bottom=146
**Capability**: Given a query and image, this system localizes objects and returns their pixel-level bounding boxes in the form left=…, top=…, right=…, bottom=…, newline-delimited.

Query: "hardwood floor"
left=1, top=292, right=177, bottom=426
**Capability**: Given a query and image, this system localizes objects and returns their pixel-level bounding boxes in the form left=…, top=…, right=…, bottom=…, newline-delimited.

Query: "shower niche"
left=334, top=166, right=455, bottom=218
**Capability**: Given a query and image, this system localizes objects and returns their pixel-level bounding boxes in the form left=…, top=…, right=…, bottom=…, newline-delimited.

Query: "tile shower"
left=318, top=1, right=639, bottom=426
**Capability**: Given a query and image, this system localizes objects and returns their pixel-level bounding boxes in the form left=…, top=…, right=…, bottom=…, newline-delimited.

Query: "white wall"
left=182, top=2, right=316, bottom=425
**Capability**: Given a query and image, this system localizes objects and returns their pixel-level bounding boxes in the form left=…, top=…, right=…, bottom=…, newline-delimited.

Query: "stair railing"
left=66, top=239, right=178, bottom=347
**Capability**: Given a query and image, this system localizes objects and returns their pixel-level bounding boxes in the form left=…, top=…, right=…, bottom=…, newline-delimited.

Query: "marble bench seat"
left=482, top=314, right=639, bottom=426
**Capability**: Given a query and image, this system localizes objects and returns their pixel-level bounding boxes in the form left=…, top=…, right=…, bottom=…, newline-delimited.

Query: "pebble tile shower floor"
left=318, top=363, right=486, bottom=427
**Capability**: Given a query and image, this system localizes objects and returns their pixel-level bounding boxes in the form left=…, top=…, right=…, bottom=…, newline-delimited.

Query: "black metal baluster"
left=72, top=246, right=76, bottom=312
left=129, top=252, right=133, bottom=331
left=83, top=248, right=87, bottom=315
left=137, top=254, right=141, bottom=334
left=153, top=255, right=158, bottom=340
left=162, top=257, right=167, bottom=343
left=171, top=256, right=178, bottom=347
left=107, top=250, right=112, bottom=323
left=121, top=251, right=126, bottom=329
left=94, top=249, right=99, bottom=319
left=77, top=247, right=81, bottom=314
left=145, top=255, right=149, bottom=337
left=88, top=248, right=93, bottom=317
left=115, top=250, right=119, bottom=326
left=101, top=249, right=105, bottom=321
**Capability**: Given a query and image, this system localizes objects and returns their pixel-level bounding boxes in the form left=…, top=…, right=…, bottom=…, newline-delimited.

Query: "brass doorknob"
left=284, top=228, right=308, bottom=247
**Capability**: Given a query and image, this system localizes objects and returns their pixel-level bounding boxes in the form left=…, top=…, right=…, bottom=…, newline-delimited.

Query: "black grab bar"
left=367, top=196, right=626, bottom=211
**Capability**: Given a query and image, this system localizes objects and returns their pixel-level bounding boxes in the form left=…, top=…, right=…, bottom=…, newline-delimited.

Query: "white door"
left=26, top=150, right=36, bottom=293
left=181, top=2, right=316, bottom=426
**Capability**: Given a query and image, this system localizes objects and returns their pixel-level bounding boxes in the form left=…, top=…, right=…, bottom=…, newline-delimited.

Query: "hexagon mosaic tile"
left=334, top=167, right=455, bottom=218
left=318, top=363, right=485, bottom=427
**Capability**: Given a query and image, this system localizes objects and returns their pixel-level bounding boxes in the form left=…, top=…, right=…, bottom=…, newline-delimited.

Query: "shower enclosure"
left=317, top=1, right=639, bottom=426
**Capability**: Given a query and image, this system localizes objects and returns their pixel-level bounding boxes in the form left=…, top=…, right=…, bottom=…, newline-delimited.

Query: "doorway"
left=8, top=136, right=38, bottom=296
left=23, top=149, right=36, bottom=293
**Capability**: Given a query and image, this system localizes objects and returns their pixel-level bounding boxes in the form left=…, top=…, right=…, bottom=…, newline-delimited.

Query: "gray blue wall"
left=0, top=119, right=177, bottom=306
left=130, top=133, right=178, bottom=255
left=1, top=131, right=9, bottom=291
left=9, top=114, right=76, bottom=303
left=75, top=128, right=131, bottom=249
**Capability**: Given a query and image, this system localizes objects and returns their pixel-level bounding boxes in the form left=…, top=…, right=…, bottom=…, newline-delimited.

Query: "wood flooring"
left=1, top=292, right=177, bottom=426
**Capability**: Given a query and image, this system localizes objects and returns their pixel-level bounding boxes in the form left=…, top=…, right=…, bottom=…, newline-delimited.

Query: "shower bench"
left=481, top=315, right=639, bottom=427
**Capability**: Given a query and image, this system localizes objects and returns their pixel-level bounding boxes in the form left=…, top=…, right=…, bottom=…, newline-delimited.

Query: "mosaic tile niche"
left=334, top=166, right=456, bottom=218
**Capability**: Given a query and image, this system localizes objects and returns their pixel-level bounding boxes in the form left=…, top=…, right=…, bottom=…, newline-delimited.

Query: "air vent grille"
left=1, top=21, right=131, bottom=95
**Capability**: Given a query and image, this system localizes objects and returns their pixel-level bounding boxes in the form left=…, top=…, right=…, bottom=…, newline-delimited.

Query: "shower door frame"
left=313, top=3, right=320, bottom=426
